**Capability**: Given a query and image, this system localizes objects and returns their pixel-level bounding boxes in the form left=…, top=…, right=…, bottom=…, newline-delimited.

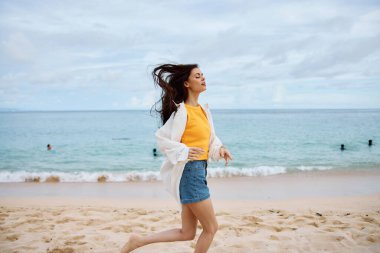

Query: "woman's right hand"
left=188, top=147, right=205, bottom=160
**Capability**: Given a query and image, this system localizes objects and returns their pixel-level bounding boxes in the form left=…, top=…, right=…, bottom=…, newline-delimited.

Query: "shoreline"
left=1, top=169, right=380, bottom=201
left=2, top=169, right=380, bottom=211
left=1, top=166, right=379, bottom=183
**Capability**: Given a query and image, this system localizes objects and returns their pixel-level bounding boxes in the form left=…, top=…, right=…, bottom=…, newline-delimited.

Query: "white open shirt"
left=155, top=101, right=224, bottom=210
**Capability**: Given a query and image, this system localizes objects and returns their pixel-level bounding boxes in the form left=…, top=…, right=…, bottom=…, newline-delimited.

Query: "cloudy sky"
left=1, top=0, right=379, bottom=110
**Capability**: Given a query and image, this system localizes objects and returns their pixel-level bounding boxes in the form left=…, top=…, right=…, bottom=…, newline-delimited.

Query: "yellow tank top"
left=180, top=103, right=211, bottom=160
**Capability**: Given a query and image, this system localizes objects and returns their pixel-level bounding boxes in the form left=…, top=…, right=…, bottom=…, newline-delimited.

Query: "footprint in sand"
left=56, top=217, right=76, bottom=224
left=27, top=225, right=46, bottom=232
left=367, top=234, right=380, bottom=243
left=323, top=227, right=337, bottom=232
left=130, top=222, right=147, bottom=228
left=149, top=217, right=160, bottom=222
left=362, top=215, right=377, bottom=224
left=269, top=235, right=279, bottom=240
left=331, top=220, right=344, bottom=225
left=306, top=221, right=319, bottom=228
left=72, top=235, right=86, bottom=240
left=0, top=213, right=10, bottom=219
left=6, top=234, right=19, bottom=241
left=64, top=235, right=87, bottom=246
left=13, top=218, right=43, bottom=227
left=300, top=214, right=316, bottom=219
left=18, top=245, right=38, bottom=251
left=136, top=209, right=148, bottom=215
left=51, top=211, right=64, bottom=216
left=325, top=220, right=351, bottom=230
left=277, top=212, right=292, bottom=219
left=64, top=240, right=87, bottom=246
left=270, top=234, right=292, bottom=241
left=267, top=222, right=298, bottom=232
left=112, top=225, right=132, bottom=233
left=82, top=218, right=107, bottom=226
left=92, top=234, right=107, bottom=241
left=308, top=234, right=348, bottom=243
left=293, top=217, right=307, bottom=224
left=120, top=212, right=139, bottom=219
left=29, top=212, right=43, bottom=218
left=42, top=235, right=53, bottom=243
left=242, top=215, right=263, bottom=224
left=47, top=247, right=75, bottom=253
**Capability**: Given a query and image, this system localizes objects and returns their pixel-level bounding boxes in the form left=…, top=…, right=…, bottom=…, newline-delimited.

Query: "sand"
left=1, top=171, right=380, bottom=253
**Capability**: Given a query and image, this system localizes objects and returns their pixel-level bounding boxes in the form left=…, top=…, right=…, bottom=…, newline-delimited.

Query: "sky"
left=0, top=0, right=379, bottom=110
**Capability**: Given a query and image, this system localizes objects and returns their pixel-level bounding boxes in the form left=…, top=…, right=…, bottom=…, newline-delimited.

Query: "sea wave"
left=0, top=170, right=161, bottom=183
left=0, top=166, right=337, bottom=183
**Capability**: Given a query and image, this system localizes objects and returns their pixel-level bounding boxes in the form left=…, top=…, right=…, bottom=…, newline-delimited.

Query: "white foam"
left=207, top=166, right=287, bottom=178
left=0, top=170, right=161, bottom=183
left=0, top=165, right=336, bottom=182
left=295, top=166, right=333, bottom=171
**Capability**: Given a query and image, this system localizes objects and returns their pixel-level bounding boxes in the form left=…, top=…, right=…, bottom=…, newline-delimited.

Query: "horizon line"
left=1, top=108, right=380, bottom=112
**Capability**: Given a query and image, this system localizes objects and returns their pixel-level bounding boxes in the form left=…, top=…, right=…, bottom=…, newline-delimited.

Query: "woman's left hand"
left=219, top=146, right=233, bottom=166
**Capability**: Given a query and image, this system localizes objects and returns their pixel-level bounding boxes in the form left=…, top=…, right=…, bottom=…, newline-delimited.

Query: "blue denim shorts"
left=179, top=160, right=210, bottom=204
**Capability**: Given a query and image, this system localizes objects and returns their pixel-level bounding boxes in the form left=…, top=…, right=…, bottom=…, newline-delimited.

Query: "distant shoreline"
left=1, top=108, right=380, bottom=112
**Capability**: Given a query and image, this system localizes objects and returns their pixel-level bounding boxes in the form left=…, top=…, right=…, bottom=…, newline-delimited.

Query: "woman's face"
left=184, top=68, right=206, bottom=93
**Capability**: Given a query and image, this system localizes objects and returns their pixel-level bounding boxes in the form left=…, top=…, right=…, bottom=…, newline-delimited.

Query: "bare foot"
left=120, top=233, right=144, bottom=253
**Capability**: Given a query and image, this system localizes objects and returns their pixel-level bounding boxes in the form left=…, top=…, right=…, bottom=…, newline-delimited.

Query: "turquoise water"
left=0, top=109, right=379, bottom=182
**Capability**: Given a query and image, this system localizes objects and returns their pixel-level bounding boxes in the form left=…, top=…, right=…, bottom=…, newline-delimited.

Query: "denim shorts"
left=179, top=160, right=210, bottom=204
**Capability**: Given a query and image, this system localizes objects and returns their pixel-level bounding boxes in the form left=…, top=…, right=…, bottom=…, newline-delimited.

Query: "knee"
left=205, top=222, right=218, bottom=235
left=212, top=222, right=219, bottom=234
left=181, top=230, right=196, bottom=241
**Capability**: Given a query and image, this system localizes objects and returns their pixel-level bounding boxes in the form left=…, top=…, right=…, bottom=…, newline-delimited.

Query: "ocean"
left=0, top=109, right=379, bottom=182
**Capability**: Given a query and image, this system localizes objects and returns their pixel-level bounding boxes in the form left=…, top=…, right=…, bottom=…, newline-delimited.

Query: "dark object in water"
left=112, top=138, right=130, bottom=141
left=153, top=148, right=157, bottom=157
left=340, top=144, right=345, bottom=151
left=369, top=139, right=373, bottom=146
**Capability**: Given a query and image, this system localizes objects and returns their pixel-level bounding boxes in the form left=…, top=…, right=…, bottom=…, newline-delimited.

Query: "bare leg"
left=187, top=198, right=218, bottom=253
left=120, top=204, right=197, bottom=253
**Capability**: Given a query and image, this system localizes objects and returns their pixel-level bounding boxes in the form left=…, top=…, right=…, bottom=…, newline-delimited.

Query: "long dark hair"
left=151, top=63, right=198, bottom=126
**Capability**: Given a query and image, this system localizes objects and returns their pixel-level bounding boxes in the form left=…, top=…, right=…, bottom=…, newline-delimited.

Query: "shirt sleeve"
left=206, top=105, right=224, bottom=161
left=209, top=134, right=223, bottom=161
left=155, top=112, right=189, bottom=165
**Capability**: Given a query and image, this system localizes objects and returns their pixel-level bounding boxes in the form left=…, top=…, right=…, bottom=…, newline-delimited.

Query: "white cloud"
left=350, top=9, right=380, bottom=37
left=272, top=84, right=286, bottom=104
left=128, top=90, right=156, bottom=109
left=0, top=0, right=379, bottom=110
left=2, top=32, right=35, bottom=62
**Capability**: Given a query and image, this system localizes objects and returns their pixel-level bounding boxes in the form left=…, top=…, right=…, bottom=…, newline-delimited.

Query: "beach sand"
left=1, top=170, right=380, bottom=253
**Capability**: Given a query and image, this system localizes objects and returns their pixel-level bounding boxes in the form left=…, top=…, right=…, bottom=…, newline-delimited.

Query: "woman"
left=121, top=63, right=233, bottom=253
